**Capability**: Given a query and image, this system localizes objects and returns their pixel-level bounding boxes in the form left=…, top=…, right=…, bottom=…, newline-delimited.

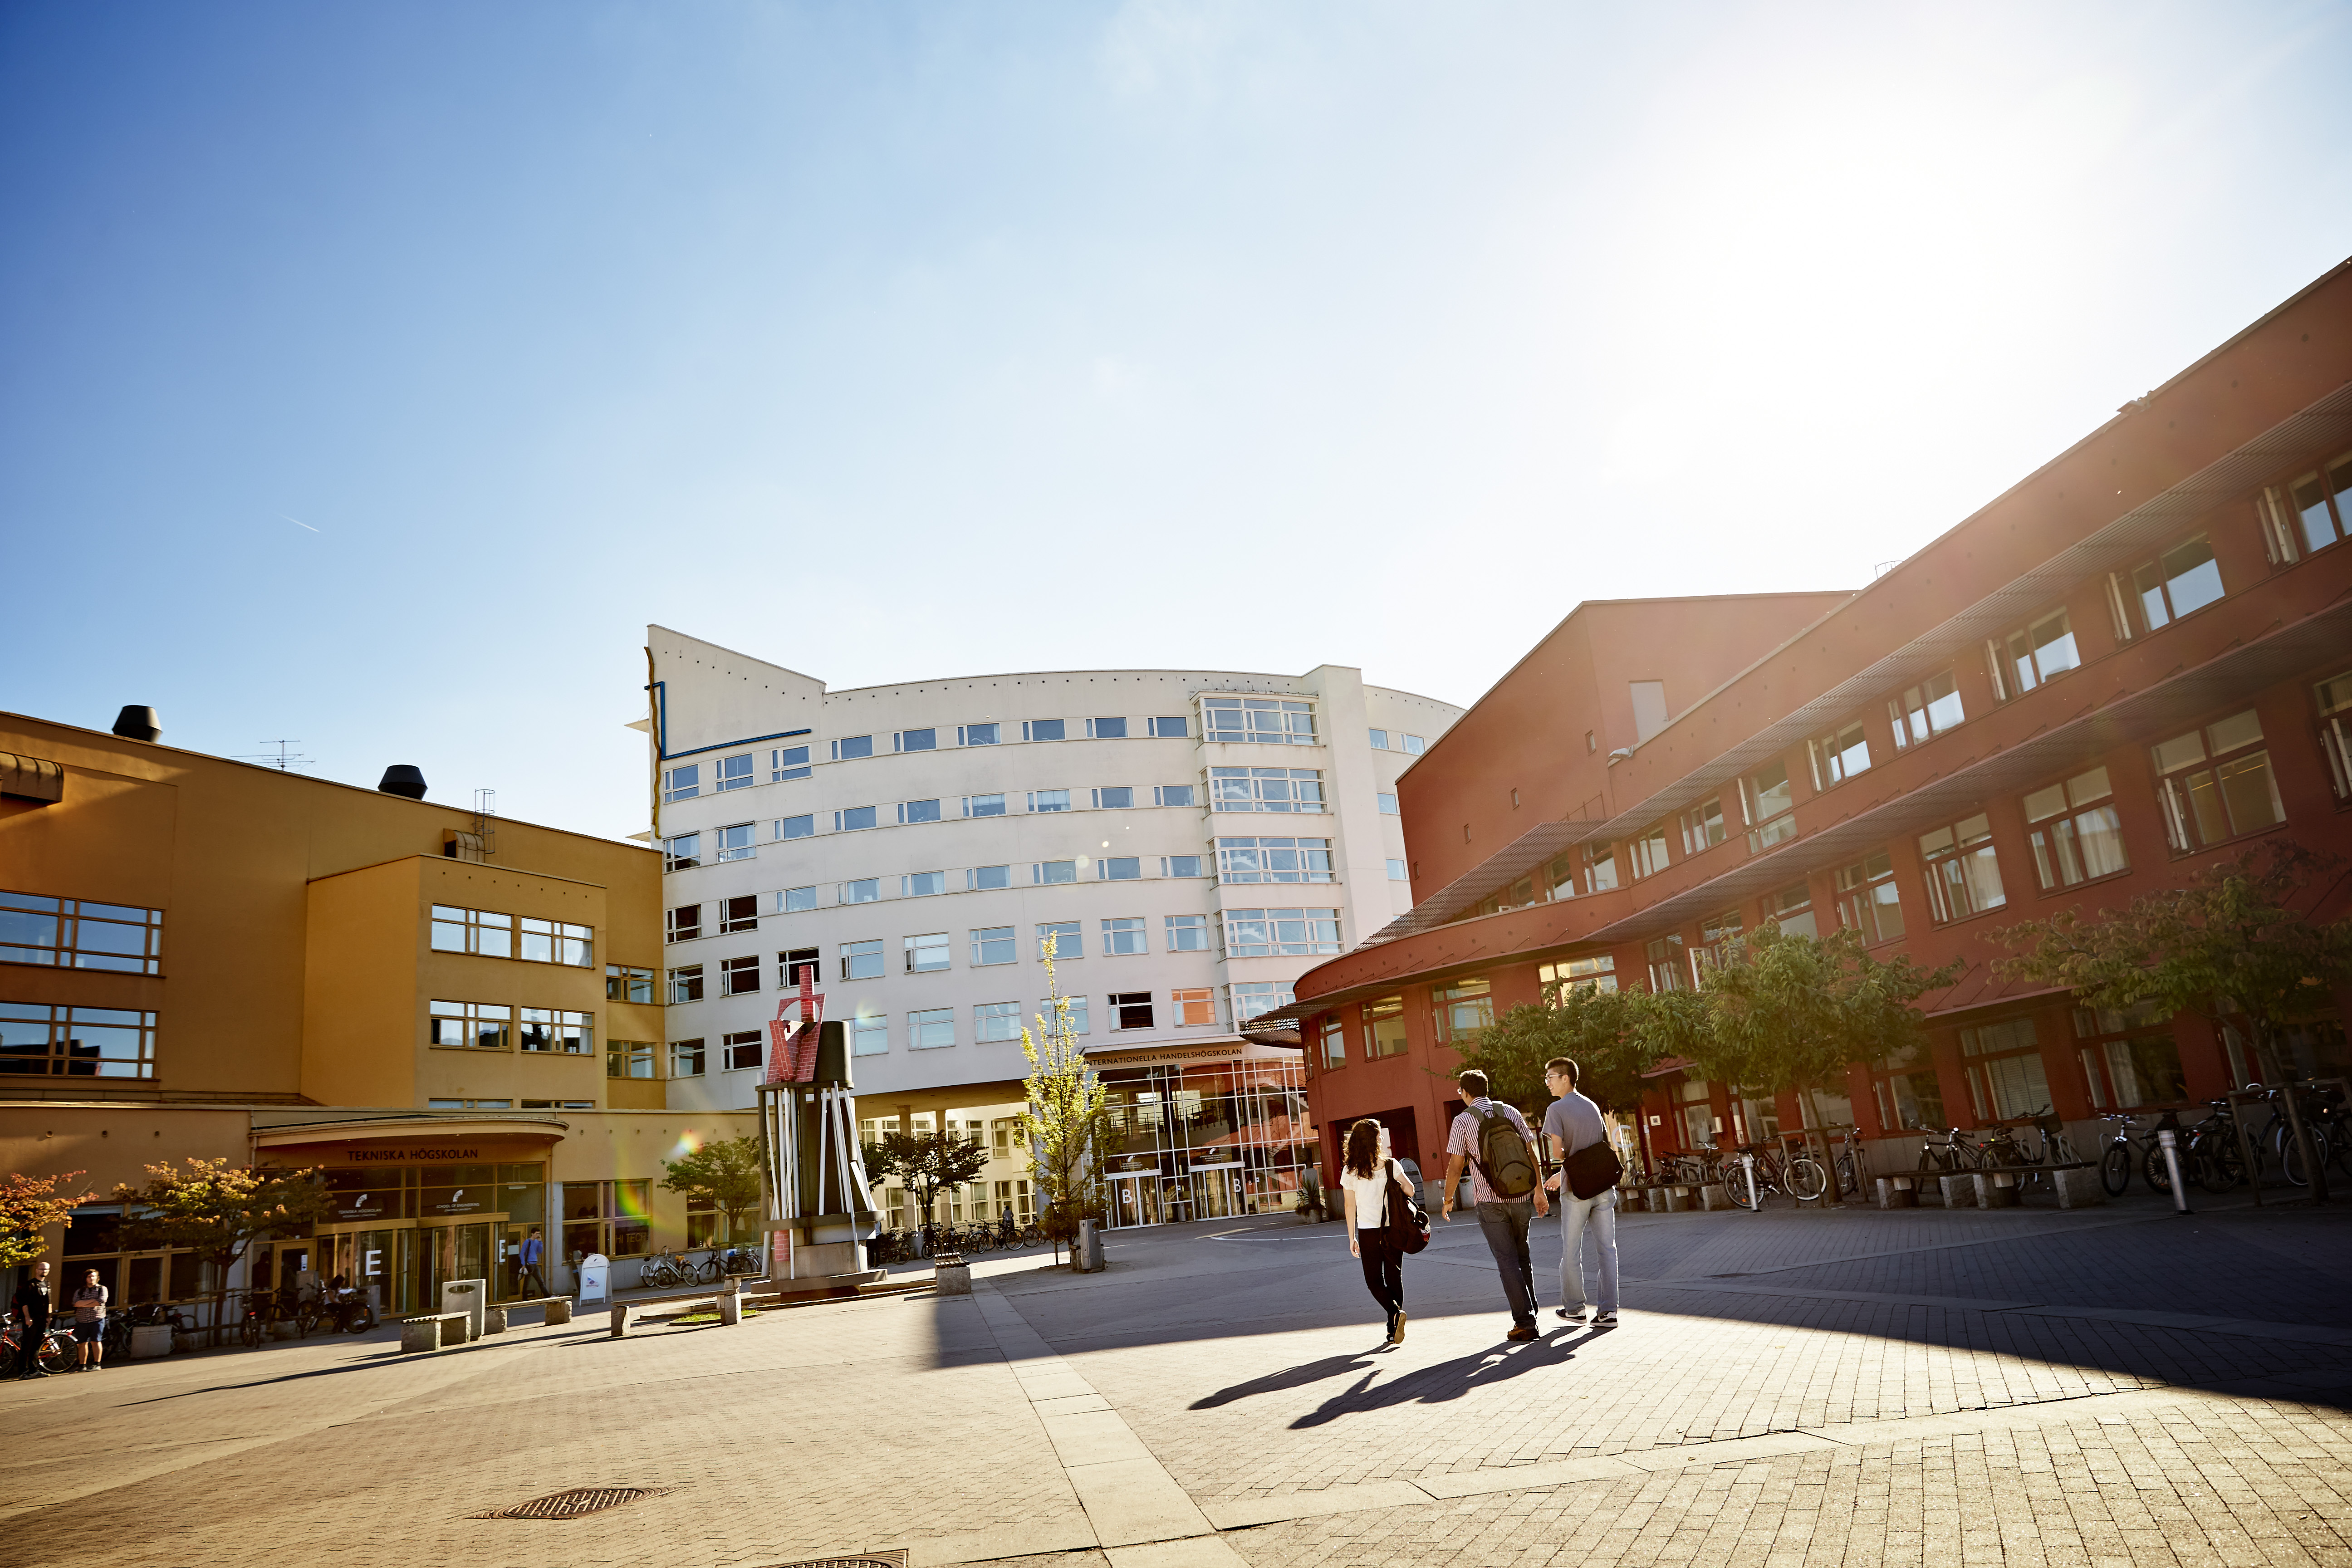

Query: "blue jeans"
left=1474, top=1200, right=1537, bottom=1328
left=1558, top=1189, right=1619, bottom=1313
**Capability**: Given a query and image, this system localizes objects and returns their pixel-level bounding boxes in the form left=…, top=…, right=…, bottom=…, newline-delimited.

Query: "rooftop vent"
left=111, top=706, right=160, bottom=742
left=378, top=765, right=427, bottom=799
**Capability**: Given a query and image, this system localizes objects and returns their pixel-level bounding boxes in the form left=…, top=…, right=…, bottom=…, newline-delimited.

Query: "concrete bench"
left=399, top=1312, right=470, bottom=1353
left=1657, top=1186, right=1693, bottom=1213
left=482, top=1295, right=573, bottom=1333
left=1696, top=1182, right=1738, bottom=1211
left=1874, top=1176, right=1917, bottom=1209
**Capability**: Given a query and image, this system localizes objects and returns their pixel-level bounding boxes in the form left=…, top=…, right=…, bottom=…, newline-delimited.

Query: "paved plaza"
left=7, top=1194, right=2352, bottom=1568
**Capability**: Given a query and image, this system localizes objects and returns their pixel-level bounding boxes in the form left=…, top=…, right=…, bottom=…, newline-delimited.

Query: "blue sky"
left=5, top=1, right=2349, bottom=839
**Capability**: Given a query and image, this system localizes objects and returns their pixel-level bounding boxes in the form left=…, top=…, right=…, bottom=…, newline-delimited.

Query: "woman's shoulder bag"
left=1384, top=1158, right=1432, bottom=1254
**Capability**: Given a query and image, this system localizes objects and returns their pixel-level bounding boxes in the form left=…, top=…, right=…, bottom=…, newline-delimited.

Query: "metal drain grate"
left=756, top=1556, right=907, bottom=1568
left=470, top=1485, right=674, bottom=1520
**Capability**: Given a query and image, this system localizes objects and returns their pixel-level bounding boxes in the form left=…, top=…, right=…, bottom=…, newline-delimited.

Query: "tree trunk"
left=1800, top=1085, right=1842, bottom=1208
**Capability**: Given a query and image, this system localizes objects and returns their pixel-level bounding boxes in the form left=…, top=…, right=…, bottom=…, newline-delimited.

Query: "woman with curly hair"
left=1339, top=1117, right=1410, bottom=1345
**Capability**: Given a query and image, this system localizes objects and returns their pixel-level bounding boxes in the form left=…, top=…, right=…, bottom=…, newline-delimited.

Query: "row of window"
left=0, top=1002, right=157, bottom=1078
left=429, top=906, right=594, bottom=966
left=426, top=1001, right=598, bottom=1054
left=0, top=889, right=165, bottom=975
left=662, top=909, right=1342, bottom=1001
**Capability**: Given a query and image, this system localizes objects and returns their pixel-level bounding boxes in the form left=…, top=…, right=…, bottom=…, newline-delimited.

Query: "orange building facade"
left=1275, top=259, right=2352, bottom=1181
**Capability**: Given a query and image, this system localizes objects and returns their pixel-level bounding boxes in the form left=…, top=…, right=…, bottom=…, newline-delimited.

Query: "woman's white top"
left=1340, top=1157, right=1403, bottom=1231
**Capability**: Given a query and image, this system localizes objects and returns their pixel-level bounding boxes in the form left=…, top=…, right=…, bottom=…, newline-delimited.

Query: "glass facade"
left=1098, top=1058, right=1316, bottom=1228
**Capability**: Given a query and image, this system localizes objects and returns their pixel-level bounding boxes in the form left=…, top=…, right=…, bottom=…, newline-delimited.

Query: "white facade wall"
left=642, top=627, right=1460, bottom=1112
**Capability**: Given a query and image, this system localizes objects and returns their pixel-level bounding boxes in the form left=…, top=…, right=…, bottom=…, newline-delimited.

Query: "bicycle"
left=1918, top=1126, right=1985, bottom=1176
left=1721, top=1143, right=1814, bottom=1209
left=1, top=1319, right=75, bottom=1374
left=1813, top=1125, right=1866, bottom=1200
left=318, top=1291, right=378, bottom=1334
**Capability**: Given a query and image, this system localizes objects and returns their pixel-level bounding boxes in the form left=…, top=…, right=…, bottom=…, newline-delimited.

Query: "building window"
left=1215, top=836, right=1333, bottom=883
left=1035, top=860, right=1078, bottom=885
left=1162, top=854, right=1205, bottom=877
left=771, top=745, right=811, bottom=781
left=1149, top=716, right=1187, bottom=738
left=2125, top=533, right=2226, bottom=633
left=1173, top=988, right=1214, bottom=1026
left=1387, top=858, right=1410, bottom=882
left=2280, top=450, right=2352, bottom=554
left=1921, top=815, right=2006, bottom=923
left=1165, top=914, right=1208, bottom=951
left=1809, top=720, right=1872, bottom=790
left=1031, top=995, right=1090, bottom=1035
left=909, top=1009, right=956, bottom=1049
left=519, top=1008, right=594, bottom=1054
left=1209, top=767, right=1326, bottom=813
left=431, top=905, right=514, bottom=958
left=1099, top=858, right=1142, bottom=880
left=904, top=933, right=950, bottom=973
left=1402, top=734, right=1426, bottom=754
left=1960, top=1017, right=2050, bottom=1121
left=1364, top=995, right=1408, bottom=1057
left=1538, top=955, right=1616, bottom=997
left=1028, top=789, right=1071, bottom=813
left=1102, top=916, right=1148, bottom=955
left=667, top=965, right=703, bottom=1004
left=843, top=878, right=880, bottom=904
left=1376, top=792, right=1399, bottom=815
left=518, top=917, right=593, bottom=965
left=1759, top=882, right=1815, bottom=938
left=662, top=834, right=701, bottom=872
left=606, top=964, right=653, bottom=1003
left=1584, top=841, right=1619, bottom=893
left=897, top=799, right=943, bottom=825
left=1869, top=1041, right=1945, bottom=1132
left=430, top=1000, right=511, bottom=1051
left=835, top=806, right=877, bottom=832
left=1231, top=982, right=1295, bottom=1026
left=971, top=1000, right=1022, bottom=1043
left=720, top=956, right=761, bottom=996
left=670, top=1038, right=706, bottom=1077
left=964, top=794, right=1006, bottom=817
left=1107, top=991, right=1153, bottom=1031
left=661, top=764, right=700, bottom=803
left=969, top=865, right=1012, bottom=891
left=717, top=896, right=757, bottom=935
left=1646, top=936, right=1686, bottom=993
left=2025, top=767, right=2129, bottom=890
left=1037, top=921, right=1081, bottom=960
left=959, top=723, right=1000, bottom=746
left=2154, top=709, right=2285, bottom=852
left=777, top=814, right=815, bottom=841
left=779, top=947, right=820, bottom=988
left=1319, top=1015, right=1346, bottom=1068
left=1626, top=822, right=1671, bottom=880
left=1087, top=717, right=1128, bottom=739
left=715, top=753, right=754, bottom=791
left=781, top=887, right=818, bottom=913
left=1680, top=798, right=1726, bottom=855
left=1992, top=609, right=2080, bottom=699
left=1835, top=851, right=1905, bottom=944
left=1220, top=908, right=1340, bottom=957
left=1368, top=729, right=1390, bottom=750
left=1431, top=979, right=1492, bottom=1043
left=0, top=892, right=165, bottom=975
left=1021, top=719, right=1067, bottom=742
left=2321, top=670, right=2352, bottom=801
left=849, top=1014, right=887, bottom=1056
left=1742, top=760, right=1796, bottom=851
left=902, top=871, right=948, bottom=898
left=1693, top=908, right=1744, bottom=980
left=1890, top=670, right=1965, bottom=748
left=831, top=736, right=874, bottom=760
left=722, top=1031, right=764, bottom=1072
left=606, top=1040, right=656, bottom=1079
left=0, top=1003, right=157, bottom=1078
left=1470, top=878, right=1535, bottom=918
left=894, top=728, right=937, bottom=753
left=1092, top=786, right=1135, bottom=809
left=2074, top=1002, right=2186, bottom=1109
left=841, top=939, right=883, bottom=981
left=1147, top=784, right=1193, bottom=809
left=714, top=823, right=755, bottom=863
left=1203, top=697, right=1317, bottom=745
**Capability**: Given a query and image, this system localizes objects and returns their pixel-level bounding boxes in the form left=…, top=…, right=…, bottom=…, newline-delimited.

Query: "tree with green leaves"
left=0, top=1170, right=96, bottom=1271
left=114, top=1158, right=338, bottom=1343
left=1016, top=940, right=1110, bottom=1267
left=1990, top=842, right=2352, bottom=1199
left=659, top=1134, right=766, bottom=1245
left=862, top=1129, right=990, bottom=1234
left=1457, top=980, right=1656, bottom=1117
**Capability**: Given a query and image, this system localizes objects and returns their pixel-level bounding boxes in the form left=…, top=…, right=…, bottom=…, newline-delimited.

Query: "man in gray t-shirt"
left=1541, top=1056, right=1620, bottom=1325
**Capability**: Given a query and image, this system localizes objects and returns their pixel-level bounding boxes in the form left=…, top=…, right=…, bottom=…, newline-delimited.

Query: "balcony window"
left=1220, top=908, right=1340, bottom=958
left=1538, top=955, right=1615, bottom=998
left=1645, top=935, right=1686, bottom=993
left=2153, top=709, right=2285, bottom=851
left=1231, top=982, right=1295, bottom=1026
left=1889, top=670, right=1964, bottom=748
left=1960, top=1017, right=2050, bottom=1122
left=1431, top=979, right=1492, bottom=1043
left=1202, top=697, right=1317, bottom=745
left=1365, top=995, right=1408, bottom=1057
left=2281, top=450, right=2352, bottom=554
left=1993, top=609, right=2079, bottom=699
left=1920, top=815, right=2006, bottom=923
left=1209, top=767, right=1326, bottom=813
left=1215, top=836, right=1333, bottom=883
left=1680, top=797, right=1726, bottom=856
left=1626, top=822, right=1671, bottom=880
left=2319, top=670, right=2352, bottom=802
left=2128, top=534, right=2225, bottom=632
left=1835, top=851, right=1904, bottom=944
left=2024, top=767, right=2129, bottom=890
left=1809, top=720, right=1872, bottom=789
left=1742, top=760, right=1796, bottom=850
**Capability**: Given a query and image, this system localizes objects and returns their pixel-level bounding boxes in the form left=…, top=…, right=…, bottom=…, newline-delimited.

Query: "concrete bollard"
left=400, top=1319, right=441, bottom=1354
left=1660, top=1186, right=1692, bottom=1213
left=545, top=1297, right=573, bottom=1326
left=719, top=1281, right=742, bottom=1326
left=935, top=1253, right=972, bottom=1296
left=1697, top=1183, right=1738, bottom=1211
left=2051, top=1165, right=2104, bottom=1210
left=484, top=1307, right=509, bottom=1335
left=1974, top=1171, right=2021, bottom=1208
left=1875, top=1176, right=1916, bottom=1209
left=1938, top=1173, right=1977, bottom=1209
left=609, top=1302, right=630, bottom=1338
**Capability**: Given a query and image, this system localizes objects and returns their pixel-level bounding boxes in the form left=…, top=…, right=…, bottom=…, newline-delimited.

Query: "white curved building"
left=639, top=627, right=1460, bottom=1225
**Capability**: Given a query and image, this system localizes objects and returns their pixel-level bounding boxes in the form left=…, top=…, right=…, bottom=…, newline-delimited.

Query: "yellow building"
left=0, top=708, right=753, bottom=1316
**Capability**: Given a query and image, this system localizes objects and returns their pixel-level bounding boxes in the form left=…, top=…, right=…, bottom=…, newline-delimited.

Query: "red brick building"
left=1270, top=259, right=2352, bottom=1181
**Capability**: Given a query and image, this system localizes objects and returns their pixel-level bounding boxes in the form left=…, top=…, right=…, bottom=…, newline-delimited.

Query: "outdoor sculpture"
left=757, top=970, right=877, bottom=1280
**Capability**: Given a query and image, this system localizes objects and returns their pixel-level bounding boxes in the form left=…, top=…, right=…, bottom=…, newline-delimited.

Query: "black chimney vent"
left=111, top=706, right=160, bottom=742
left=378, top=765, right=427, bottom=799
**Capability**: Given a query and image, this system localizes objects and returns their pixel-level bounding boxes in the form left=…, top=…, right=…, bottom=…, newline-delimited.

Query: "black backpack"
left=1471, top=1107, right=1540, bottom=1199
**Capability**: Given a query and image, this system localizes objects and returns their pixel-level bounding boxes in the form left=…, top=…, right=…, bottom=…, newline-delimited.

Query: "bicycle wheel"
left=241, top=1315, right=263, bottom=1348
left=296, top=1308, right=323, bottom=1339
left=1725, top=1164, right=1761, bottom=1210
left=347, top=1303, right=378, bottom=1334
left=2099, top=1145, right=2132, bottom=1197
left=2193, top=1131, right=2244, bottom=1193
left=1786, top=1157, right=1829, bottom=1202
left=2141, top=1144, right=2174, bottom=1194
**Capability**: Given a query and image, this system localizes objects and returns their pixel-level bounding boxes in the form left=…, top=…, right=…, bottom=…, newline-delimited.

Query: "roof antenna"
left=235, top=740, right=313, bottom=772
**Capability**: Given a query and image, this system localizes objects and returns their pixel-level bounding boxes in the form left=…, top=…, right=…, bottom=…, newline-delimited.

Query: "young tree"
left=862, top=1130, right=990, bottom=1235
left=1991, top=843, right=2352, bottom=1200
left=1458, top=981, right=1656, bottom=1116
left=114, top=1159, right=338, bottom=1343
left=658, top=1134, right=767, bottom=1245
left=0, top=1170, right=96, bottom=1271
left=1016, top=941, right=1110, bottom=1267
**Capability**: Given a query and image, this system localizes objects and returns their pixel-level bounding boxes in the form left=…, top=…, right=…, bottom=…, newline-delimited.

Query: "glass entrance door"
left=1190, top=1167, right=1240, bottom=1220
left=1108, top=1175, right=1156, bottom=1228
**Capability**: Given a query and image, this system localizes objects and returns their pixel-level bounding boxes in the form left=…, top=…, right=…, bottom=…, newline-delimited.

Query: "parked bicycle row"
left=868, top=1214, right=1052, bottom=1264
left=633, top=1243, right=765, bottom=1290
